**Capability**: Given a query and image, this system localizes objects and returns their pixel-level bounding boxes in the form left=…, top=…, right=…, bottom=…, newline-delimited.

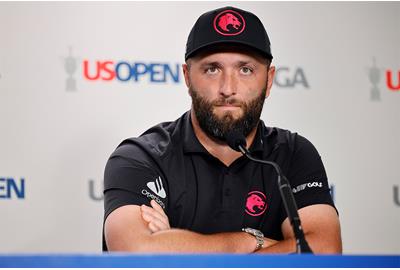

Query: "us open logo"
left=213, top=9, right=245, bottom=36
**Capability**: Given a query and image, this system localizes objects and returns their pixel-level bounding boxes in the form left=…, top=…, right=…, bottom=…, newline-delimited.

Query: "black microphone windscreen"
left=225, top=130, right=247, bottom=152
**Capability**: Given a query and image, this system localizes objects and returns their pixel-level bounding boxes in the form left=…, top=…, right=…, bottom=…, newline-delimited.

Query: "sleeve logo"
left=146, top=176, right=166, bottom=199
left=292, top=181, right=323, bottom=194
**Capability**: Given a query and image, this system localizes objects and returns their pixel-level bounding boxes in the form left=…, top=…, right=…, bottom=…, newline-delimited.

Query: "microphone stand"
left=238, top=145, right=313, bottom=254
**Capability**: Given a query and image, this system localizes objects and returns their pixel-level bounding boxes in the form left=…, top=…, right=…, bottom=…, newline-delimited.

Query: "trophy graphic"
left=368, top=57, right=381, bottom=101
left=64, top=46, right=77, bottom=91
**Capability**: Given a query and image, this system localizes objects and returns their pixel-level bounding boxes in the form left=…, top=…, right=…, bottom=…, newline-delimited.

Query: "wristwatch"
left=242, top=227, right=264, bottom=251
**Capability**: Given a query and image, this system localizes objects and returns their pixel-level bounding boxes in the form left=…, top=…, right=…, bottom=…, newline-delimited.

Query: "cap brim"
left=185, top=39, right=273, bottom=61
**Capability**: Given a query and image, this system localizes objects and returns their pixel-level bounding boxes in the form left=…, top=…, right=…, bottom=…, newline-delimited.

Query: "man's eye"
left=205, top=67, right=219, bottom=74
left=240, top=67, right=253, bottom=75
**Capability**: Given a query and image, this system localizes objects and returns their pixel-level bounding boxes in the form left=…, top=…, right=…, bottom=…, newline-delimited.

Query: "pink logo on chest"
left=245, top=191, right=267, bottom=216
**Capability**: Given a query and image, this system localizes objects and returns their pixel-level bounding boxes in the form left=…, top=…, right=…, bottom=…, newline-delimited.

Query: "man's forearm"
left=256, top=233, right=342, bottom=254
left=134, top=228, right=257, bottom=253
left=136, top=202, right=257, bottom=253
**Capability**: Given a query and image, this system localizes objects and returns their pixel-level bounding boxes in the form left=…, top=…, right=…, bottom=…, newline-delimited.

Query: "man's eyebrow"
left=199, top=60, right=255, bottom=67
left=199, top=61, right=223, bottom=68
left=236, top=60, right=255, bottom=66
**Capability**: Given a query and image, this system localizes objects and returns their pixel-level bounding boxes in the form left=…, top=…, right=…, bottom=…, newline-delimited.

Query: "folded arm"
left=104, top=202, right=266, bottom=253
left=105, top=201, right=341, bottom=254
left=138, top=201, right=341, bottom=254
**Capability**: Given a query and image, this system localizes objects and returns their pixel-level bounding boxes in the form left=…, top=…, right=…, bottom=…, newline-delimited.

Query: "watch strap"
left=242, top=227, right=264, bottom=251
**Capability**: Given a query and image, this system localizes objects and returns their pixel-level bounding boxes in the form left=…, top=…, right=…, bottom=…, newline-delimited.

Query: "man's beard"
left=189, top=87, right=267, bottom=142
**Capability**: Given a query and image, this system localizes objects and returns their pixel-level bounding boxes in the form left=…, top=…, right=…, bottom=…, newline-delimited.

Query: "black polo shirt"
left=103, top=111, right=335, bottom=251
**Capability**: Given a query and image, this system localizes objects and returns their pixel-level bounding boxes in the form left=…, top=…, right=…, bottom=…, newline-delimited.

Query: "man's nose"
left=219, top=71, right=237, bottom=97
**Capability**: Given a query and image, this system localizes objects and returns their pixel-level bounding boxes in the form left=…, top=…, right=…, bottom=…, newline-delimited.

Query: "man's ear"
left=182, top=64, right=191, bottom=88
left=265, top=66, right=275, bottom=98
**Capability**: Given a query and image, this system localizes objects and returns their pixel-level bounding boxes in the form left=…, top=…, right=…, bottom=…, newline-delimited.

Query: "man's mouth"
left=213, top=99, right=242, bottom=107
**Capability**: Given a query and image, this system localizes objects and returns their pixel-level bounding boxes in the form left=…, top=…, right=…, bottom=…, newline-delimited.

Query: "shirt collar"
left=182, top=111, right=209, bottom=154
left=247, top=125, right=264, bottom=153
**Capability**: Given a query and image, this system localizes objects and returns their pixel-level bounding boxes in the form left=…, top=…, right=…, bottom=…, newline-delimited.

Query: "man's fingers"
left=141, top=211, right=153, bottom=223
left=149, top=218, right=169, bottom=231
left=141, top=204, right=169, bottom=225
left=142, top=211, right=170, bottom=233
left=148, top=222, right=161, bottom=233
left=142, top=213, right=168, bottom=233
left=150, top=200, right=168, bottom=218
left=140, top=204, right=171, bottom=232
left=141, top=211, right=169, bottom=232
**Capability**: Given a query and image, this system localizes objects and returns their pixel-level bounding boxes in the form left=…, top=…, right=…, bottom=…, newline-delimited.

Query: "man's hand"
left=140, top=200, right=171, bottom=233
left=264, top=237, right=278, bottom=248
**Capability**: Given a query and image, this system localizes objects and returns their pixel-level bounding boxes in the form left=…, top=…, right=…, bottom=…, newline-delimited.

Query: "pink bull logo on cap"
left=213, top=9, right=245, bottom=36
left=245, top=191, right=267, bottom=216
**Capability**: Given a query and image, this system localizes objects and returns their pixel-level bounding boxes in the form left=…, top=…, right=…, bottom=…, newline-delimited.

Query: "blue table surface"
left=0, top=254, right=399, bottom=268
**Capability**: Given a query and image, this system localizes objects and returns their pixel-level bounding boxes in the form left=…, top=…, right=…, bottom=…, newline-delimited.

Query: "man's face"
left=183, top=49, right=275, bottom=141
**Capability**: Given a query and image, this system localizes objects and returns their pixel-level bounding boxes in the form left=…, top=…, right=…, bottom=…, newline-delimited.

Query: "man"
left=103, top=6, right=342, bottom=253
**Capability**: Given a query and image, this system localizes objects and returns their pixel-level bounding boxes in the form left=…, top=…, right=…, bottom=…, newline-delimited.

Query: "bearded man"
left=103, top=6, right=342, bottom=253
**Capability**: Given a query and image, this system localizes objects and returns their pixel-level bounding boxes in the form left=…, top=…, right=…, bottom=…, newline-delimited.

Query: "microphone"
left=225, top=130, right=313, bottom=254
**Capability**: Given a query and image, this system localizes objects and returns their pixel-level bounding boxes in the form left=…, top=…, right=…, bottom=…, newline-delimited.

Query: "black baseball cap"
left=185, top=6, right=273, bottom=61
